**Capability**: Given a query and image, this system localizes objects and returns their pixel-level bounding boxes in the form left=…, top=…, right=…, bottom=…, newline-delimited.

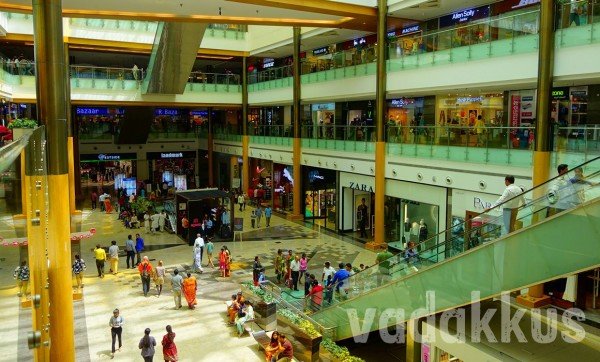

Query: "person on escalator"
left=376, top=247, right=394, bottom=286
left=328, top=263, right=351, bottom=302
left=485, top=175, right=524, bottom=235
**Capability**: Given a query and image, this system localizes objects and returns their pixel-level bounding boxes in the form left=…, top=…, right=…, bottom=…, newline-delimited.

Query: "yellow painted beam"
left=227, top=0, right=377, bottom=17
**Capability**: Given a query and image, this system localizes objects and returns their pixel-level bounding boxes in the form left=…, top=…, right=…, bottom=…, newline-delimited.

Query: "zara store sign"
left=348, top=182, right=374, bottom=193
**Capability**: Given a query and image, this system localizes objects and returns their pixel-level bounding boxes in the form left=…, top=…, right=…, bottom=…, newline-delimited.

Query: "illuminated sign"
left=146, top=151, right=196, bottom=159
left=80, top=153, right=136, bottom=162
left=155, top=108, right=180, bottom=116
left=262, top=58, right=275, bottom=68
left=440, top=6, right=489, bottom=27
left=511, top=0, right=541, bottom=9
left=312, top=46, right=330, bottom=56
left=401, top=24, right=420, bottom=35
left=456, top=96, right=484, bottom=104
left=76, top=107, right=124, bottom=116
left=353, top=37, right=367, bottom=47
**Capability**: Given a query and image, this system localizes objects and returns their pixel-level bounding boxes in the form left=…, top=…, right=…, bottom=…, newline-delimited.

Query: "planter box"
left=12, top=127, right=35, bottom=142
left=276, top=314, right=322, bottom=362
left=241, top=284, right=277, bottom=330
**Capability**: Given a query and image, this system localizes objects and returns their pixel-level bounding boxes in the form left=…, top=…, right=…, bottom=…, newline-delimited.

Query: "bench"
left=251, top=329, right=299, bottom=362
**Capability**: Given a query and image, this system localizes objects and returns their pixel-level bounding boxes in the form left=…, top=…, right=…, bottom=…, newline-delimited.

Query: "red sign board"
left=511, top=95, right=521, bottom=134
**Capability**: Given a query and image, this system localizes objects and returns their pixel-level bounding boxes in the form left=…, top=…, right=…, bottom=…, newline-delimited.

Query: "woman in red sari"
left=182, top=272, right=197, bottom=309
left=104, top=195, right=113, bottom=214
left=162, top=325, right=178, bottom=361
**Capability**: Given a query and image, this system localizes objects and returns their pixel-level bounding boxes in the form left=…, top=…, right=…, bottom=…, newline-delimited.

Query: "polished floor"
left=0, top=202, right=377, bottom=361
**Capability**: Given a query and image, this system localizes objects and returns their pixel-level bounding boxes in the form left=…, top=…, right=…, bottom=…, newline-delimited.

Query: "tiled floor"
left=0, top=202, right=377, bottom=361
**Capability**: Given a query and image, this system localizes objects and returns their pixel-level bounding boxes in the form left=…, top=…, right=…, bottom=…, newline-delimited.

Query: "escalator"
left=281, top=157, right=600, bottom=341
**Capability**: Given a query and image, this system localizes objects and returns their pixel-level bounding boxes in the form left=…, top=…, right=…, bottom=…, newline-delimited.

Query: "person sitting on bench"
left=235, top=301, right=254, bottom=337
left=228, top=292, right=244, bottom=324
left=264, top=331, right=280, bottom=362
left=271, top=333, right=294, bottom=362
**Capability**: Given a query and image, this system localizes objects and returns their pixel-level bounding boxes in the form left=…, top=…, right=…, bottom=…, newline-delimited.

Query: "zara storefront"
left=338, top=172, right=448, bottom=259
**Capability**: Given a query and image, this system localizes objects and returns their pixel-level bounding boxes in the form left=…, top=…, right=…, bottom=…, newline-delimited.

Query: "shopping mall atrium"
left=0, top=0, right=599, bottom=361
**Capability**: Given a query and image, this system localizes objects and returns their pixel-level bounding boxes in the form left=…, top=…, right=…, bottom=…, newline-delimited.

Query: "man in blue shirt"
left=135, top=233, right=145, bottom=266
left=264, top=206, right=272, bottom=227
left=328, top=263, right=351, bottom=303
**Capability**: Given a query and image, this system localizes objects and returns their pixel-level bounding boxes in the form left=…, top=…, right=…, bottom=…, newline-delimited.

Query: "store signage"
left=390, top=98, right=416, bottom=107
left=146, top=151, right=196, bottom=160
left=511, top=0, right=541, bottom=9
left=312, top=46, right=330, bottom=56
left=190, top=110, right=208, bottom=116
left=456, top=96, right=484, bottom=104
left=311, top=103, right=335, bottom=111
left=440, top=6, right=489, bottom=27
left=262, top=58, right=275, bottom=68
left=155, top=108, right=180, bottom=116
left=348, top=182, right=374, bottom=193
left=308, top=170, right=325, bottom=183
left=353, top=37, right=367, bottom=47
left=80, top=153, right=136, bottom=162
left=76, top=107, right=124, bottom=116
left=551, top=88, right=568, bottom=100
left=511, top=95, right=521, bottom=130
left=387, top=30, right=396, bottom=38
left=400, top=24, right=420, bottom=35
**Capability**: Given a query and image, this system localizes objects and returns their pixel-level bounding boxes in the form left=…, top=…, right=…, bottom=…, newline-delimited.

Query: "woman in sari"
left=182, top=272, right=197, bottom=309
left=224, top=246, right=232, bottom=277
left=104, top=195, right=113, bottom=214
left=218, top=247, right=226, bottom=277
left=161, top=325, right=177, bottom=361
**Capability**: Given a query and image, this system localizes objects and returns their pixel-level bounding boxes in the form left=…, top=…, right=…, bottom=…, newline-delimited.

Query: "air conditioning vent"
left=409, top=0, right=440, bottom=9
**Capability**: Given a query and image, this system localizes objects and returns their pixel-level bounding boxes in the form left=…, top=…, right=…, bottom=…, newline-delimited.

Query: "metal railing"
left=188, top=72, right=240, bottom=85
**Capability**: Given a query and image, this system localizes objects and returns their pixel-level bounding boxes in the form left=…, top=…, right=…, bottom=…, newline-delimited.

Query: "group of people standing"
left=109, top=308, right=178, bottom=361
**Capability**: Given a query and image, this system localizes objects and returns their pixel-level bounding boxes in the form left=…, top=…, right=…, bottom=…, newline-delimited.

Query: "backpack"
left=141, top=264, right=151, bottom=279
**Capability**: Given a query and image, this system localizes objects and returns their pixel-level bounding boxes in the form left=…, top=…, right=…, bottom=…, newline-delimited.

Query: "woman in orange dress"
left=182, top=272, right=197, bottom=309
left=104, top=195, right=113, bottom=214
left=224, top=246, right=232, bottom=277
left=219, top=247, right=227, bottom=277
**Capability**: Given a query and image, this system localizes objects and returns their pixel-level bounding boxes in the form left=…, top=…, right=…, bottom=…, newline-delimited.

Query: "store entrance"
left=304, top=188, right=336, bottom=230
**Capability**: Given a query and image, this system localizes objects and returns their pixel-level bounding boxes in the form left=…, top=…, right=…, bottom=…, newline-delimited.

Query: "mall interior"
left=0, top=0, right=600, bottom=361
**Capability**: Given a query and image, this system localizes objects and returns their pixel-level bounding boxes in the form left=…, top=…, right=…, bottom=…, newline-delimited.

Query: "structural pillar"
left=406, top=319, right=422, bottom=362
left=25, top=127, right=50, bottom=361
left=366, top=0, right=388, bottom=251
left=207, top=107, right=214, bottom=187
left=242, top=57, right=250, bottom=195
left=32, top=0, right=75, bottom=360
left=516, top=0, right=554, bottom=309
left=291, top=27, right=303, bottom=220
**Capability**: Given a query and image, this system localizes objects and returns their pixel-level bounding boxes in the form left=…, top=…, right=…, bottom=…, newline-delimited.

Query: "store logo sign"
left=456, top=96, right=484, bottom=104
left=98, top=154, right=120, bottom=161
left=512, top=0, right=540, bottom=9
left=349, top=182, right=374, bottom=193
left=161, top=152, right=183, bottom=158
left=452, top=9, right=475, bottom=22
left=401, top=25, right=420, bottom=35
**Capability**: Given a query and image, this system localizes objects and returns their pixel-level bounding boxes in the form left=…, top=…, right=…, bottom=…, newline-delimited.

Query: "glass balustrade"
left=0, top=59, right=241, bottom=92
left=213, top=124, right=242, bottom=141
left=275, top=156, right=600, bottom=337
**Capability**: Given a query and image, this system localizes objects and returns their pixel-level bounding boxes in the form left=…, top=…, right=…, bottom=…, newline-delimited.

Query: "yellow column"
left=242, top=135, right=249, bottom=194
left=242, top=57, right=249, bottom=194
left=32, top=0, right=75, bottom=359
left=516, top=0, right=554, bottom=309
left=366, top=0, right=388, bottom=250
left=25, top=128, right=50, bottom=361
left=291, top=26, right=303, bottom=220
left=208, top=107, right=214, bottom=187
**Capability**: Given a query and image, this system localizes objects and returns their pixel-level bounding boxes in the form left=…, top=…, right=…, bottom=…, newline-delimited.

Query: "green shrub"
left=8, top=118, right=37, bottom=129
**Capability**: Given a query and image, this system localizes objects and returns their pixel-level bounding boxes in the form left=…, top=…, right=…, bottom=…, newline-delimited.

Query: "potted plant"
left=130, top=197, right=154, bottom=218
left=8, top=118, right=38, bottom=140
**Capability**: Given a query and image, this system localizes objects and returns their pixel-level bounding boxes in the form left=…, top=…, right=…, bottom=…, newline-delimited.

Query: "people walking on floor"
left=151, top=212, right=160, bottom=234
left=125, top=235, right=135, bottom=269
left=194, top=233, right=205, bottom=265
left=182, top=272, right=198, bottom=309
left=135, top=233, right=145, bottom=265
left=159, top=211, right=166, bottom=232
left=237, top=193, right=245, bottom=211
left=91, top=191, right=98, bottom=210
left=161, top=325, right=178, bottom=361
left=250, top=209, right=256, bottom=228
left=108, top=240, right=120, bottom=275
left=299, top=253, right=308, bottom=284
left=138, top=256, right=153, bottom=297
left=206, top=238, right=215, bottom=268
left=99, top=192, right=106, bottom=212
left=154, top=260, right=165, bottom=297
left=72, top=254, right=86, bottom=290
left=275, top=249, right=285, bottom=284
left=94, top=244, right=106, bottom=278
left=109, top=308, right=124, bottom=358
left=255, top=206, right=263, bottom=228
left=290, top=255, right=300, bottom=291
left=252, top=256, right=264, bottom=286
left=104, top=194, right=114, bottom=214
left=138, top=327, right=156, bottom=362
left=13, top=260, right=30, bottom=297
left=144, top=212, right=151, bottom=233
left=219, top=247, right=227, bottom=277
left=264, top=205, right=272, bottom=227
left=170, top=269, right=183, bottom=309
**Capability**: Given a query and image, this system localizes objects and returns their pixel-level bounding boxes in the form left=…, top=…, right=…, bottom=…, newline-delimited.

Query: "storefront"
left=388, top=23, right=424, bottom=58
left=76, top=106, right=124, bottom=139
left=248, top=107, right=285, bottom=135
left=79, top=152, right=137, bottom=193
left=386, top=97, right=425, bottom=142
left=147, top=151, right=197, bottom=191
left=151, top=108, right=192, bottom=134
left=304, top=45, right=336, bottom=73
left=436, top=5, right=491, bottom=50
left=273, top=163, right=294, bottom=213
left=247, top=158, right=273, bottom=206
left=339, top=172, right=447, bottom=257
left=303, top=167, right=337, bottom=230
left=309, top=103, right=335, bottom=139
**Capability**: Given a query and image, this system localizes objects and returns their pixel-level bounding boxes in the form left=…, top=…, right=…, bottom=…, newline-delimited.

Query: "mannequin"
left=419, top=219, right=428, bottom=243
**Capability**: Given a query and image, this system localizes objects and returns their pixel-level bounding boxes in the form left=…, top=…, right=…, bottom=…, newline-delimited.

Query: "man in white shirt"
left=485, top=175, right=524, bottom=235
left=549, top=164, right=577, bottom=212
left=321, top=261, right=336, bottom=284
left=194, top=233, right=205, bottom=264
left=237, top=194, right=245, bottom=211
left=99, top=192, right=106, bottom=211
left=158, top=211, right=166, bottom=232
